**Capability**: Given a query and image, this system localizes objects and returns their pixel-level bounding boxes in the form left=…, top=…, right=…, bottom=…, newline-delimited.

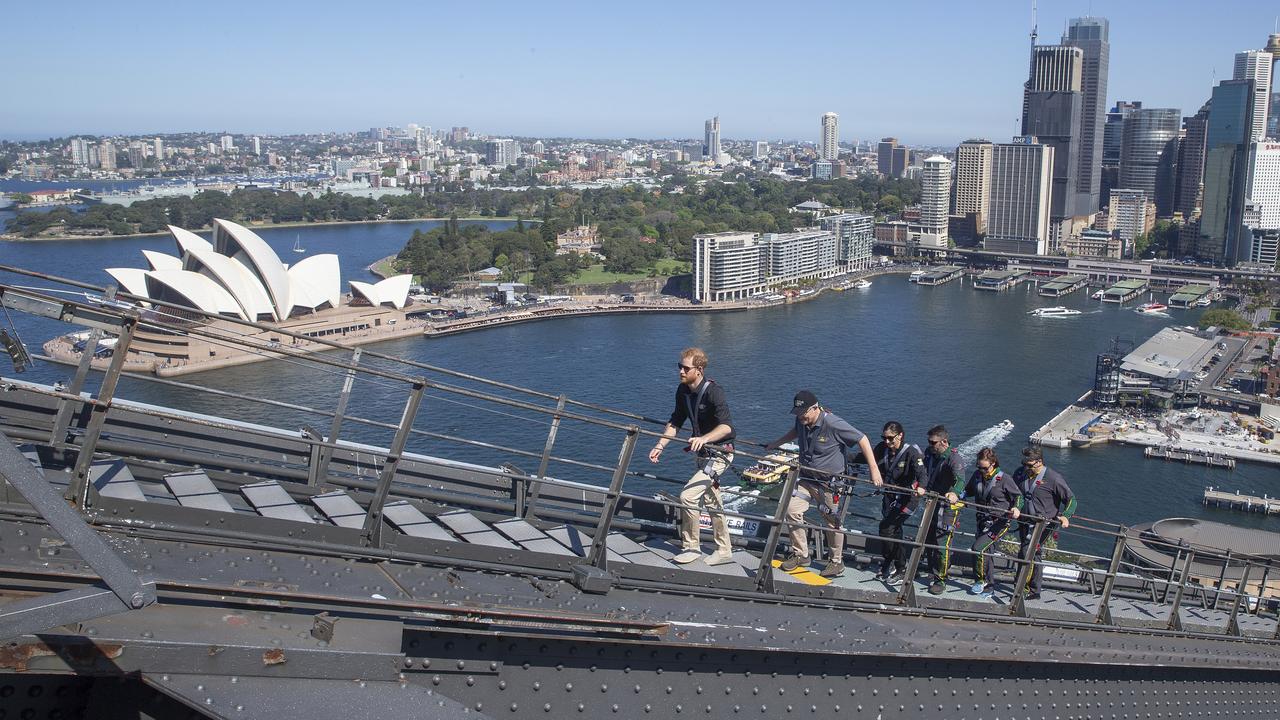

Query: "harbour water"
left=1, top=223, right=1276, bottom=557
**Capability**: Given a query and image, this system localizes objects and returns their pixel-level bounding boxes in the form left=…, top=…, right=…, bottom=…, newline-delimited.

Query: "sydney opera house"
left=45, top=219, right=421, bottom=376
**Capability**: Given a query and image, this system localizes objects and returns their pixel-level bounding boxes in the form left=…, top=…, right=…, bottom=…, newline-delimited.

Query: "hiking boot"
left=780, top=554, right=808, bottom=572
left=886, top=568, right=906, bottom=585
left=928, top=580, right=946, bottom=595
left=1023, top=590, right=1042, bottom=601
left=819, top=561, right=845, bottom=578
left=875, top=562, right=891, bottom=580
left=705, top=551, right=735, bottom=566
left=673, top=550, right=701, bottom=564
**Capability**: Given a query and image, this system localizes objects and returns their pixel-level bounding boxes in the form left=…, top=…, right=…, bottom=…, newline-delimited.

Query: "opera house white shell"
left=104, top=220, right=410, bottom=323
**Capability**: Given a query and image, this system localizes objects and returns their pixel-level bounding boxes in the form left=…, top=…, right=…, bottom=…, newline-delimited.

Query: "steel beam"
left=65, top=315, right=136, bottom=509
left=314, top=347, right=361, bottom=485
left=48, top=328, right=101, bottom=447
left=754, top=467, right=799, bottom=594
left=585, top=427, right=638, bottom=570
left=523, top=394, right=566, bottom=519
left=1227, top=561, right=1253, bottom=637
left=361, top=379, right=426, bottom=547
left=1167, top=549, right=1196, bottom=632
left=897, top=496, right=937, bottom=608
left=1009, top=519, right=1045, bottom=618
left=1094, top=530, right=1127, bottom=625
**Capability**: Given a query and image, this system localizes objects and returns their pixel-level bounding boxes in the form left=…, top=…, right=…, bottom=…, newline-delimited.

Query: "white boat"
left=1030, top=306, right=1082, bottom=317
left=852, top=279, right=872, bottom=289
left=908, top=270, right=925, bottom=282
left=1091, top=289, right=1105, bottom=299
left=292, top=235, right=305, bottom=254
left=998, top=419, right=1015, bottom=431
left=1135, top=302, right=1168, bottom=314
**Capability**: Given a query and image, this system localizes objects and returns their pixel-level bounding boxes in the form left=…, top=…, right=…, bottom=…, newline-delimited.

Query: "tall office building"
left=1102, top=101, right=1141, bottom=202
left=890, top=146, right=911, bottom=178
left=953, top=140, right=994, bottom=238
left=986, top=137, right=1054, bottom=255
left=1197, top=79, right=1256, bottom=264
left=877, top=138, right=898, bottom=176
left=703, top=117, right=721, bottom=163
left=1234, top=50, right=1273, bottom=142
left=1119, top=108, right=1181, bottom=216
left=916, top=155, right=952, bottom=249
left=1175, top=101, right=1211, bottom=220
left=1022, top=45, right=1084, bottom=224
left=1246, top=140, right=1280, bottom=229
left=820, top=112, right=839, bottom=160
left=1062, top=17, right=1110, bottom=215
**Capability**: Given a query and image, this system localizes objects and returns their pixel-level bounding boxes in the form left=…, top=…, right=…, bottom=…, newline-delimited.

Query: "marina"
left=972, top=267, right=1030, bottom=291
left=1203, top=487, right=1280, bottom=513
left=1168, top=284, right=1216, bottom=308
left=912, top=264, right=964, bottom=285
left=1036, top=274, right=1089, bottom=297
left=1101, top=278, right=1150, bottom=303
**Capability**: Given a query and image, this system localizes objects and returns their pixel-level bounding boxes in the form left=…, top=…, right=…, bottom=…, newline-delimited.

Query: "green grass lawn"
left=514, top=260, right=690, bottom=286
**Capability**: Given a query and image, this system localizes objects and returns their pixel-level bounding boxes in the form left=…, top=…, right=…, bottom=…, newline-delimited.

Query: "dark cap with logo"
left=790, top=390, right=818, bottom=416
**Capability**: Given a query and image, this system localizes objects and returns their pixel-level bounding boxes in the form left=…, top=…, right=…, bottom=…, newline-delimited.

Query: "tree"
left=1198, top=308, right=1252, bottom=332
left=876, top=194, right=903, bottom=216
left=10, top=193, right=33, bottom=205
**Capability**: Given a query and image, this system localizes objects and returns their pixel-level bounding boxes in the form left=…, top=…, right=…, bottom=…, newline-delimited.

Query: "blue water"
left=1, top=224, right=1275, bottom=557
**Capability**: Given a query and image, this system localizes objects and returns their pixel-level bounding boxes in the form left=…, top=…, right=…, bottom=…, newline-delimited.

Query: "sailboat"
left=292, top=234, right=305, bottom=254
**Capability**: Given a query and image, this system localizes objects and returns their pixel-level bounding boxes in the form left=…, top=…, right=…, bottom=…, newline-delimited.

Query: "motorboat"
left=1135, top=302, right=1168, bottom=314
left=1091, top=289, right=1105, bottom=299
left=997, top=419, right=1015, bottom=431
left=909, top=270, right=925, bottom=282
left=852, top=279, right=872, bottom=289
left=1029, top=306, right=1082, bottom=317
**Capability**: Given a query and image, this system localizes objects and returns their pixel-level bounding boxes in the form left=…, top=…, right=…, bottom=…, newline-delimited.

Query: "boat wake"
left=955, top=420, right=1015, bottom=465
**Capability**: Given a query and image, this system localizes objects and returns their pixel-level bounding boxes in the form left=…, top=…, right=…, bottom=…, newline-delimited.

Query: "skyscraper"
left=1119, top=108, right=1181, bottom=216
left=98, top=141, right=116, bottom=171
left=1102, top=101, right=1140, bottom=203
left=1022, top=44, right=1084, bottom=248
left=486, top=139, right=516, bottom=167
left=1175, top=101, right=1211, bottom=220
left=916, top=156, right=952, bottom=250
left=1246, top=140, right=1280, bottom=229
left=820, top=112, right=839, bottom=161
left=753, top=141, right=769, bottom=160
left=69, top=138, right=91, bottom=166
left=986, top=137, right=1055, bottom=255
left=703, top=117, right=721, bottom=163
left=152, top=138, right=164, bottom=161
left=251, top=136, right=262, bottom=156
left=877, top=138, right=898, bottom=176
left=890, top=146, right=911, bottom=178
left=1234, top=50, right=1273, bottom=142
left=1062, top=17, right=1110, bottom=215
left=953, top=140, right=994, bottom=239
left=220, top=135, right=235, bottom=152
left=1197, top=79, right=1255, bottom=264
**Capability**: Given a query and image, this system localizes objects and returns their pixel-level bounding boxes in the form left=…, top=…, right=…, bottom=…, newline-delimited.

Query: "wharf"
left=973, top=268, right=1030, bottom=292
left=1146, top=445, right=1236, bottom=469
left=1203, top=487, right=1280, bottom=513
left=1101, top=278, right=1149, bottom=303
left=1029, top=392, right=1097, bottom=448
left=1038, top=274, right=1089, bottom=297
left=1169, top=284, right=1213, bottom=308
left=915, top=265, right=964, bottom=286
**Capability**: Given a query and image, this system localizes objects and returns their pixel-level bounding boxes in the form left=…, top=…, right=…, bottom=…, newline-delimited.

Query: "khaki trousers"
left=678, top=454, right=733, bottom=554
left=786, top=480, right=844, bottom=560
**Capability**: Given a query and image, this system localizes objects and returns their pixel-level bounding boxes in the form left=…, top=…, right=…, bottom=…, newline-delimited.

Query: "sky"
left=2, top=0, right=1275, bottom=146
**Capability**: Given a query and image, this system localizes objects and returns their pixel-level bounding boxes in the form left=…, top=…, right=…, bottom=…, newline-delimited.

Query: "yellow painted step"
left=770, top=559, right=832, bottom=586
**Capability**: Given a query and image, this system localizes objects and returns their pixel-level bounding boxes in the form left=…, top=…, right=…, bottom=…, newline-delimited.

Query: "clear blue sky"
left=2, top=0, right=1273, bottom=145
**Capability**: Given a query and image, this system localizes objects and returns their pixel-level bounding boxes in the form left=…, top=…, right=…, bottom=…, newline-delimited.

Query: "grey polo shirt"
left=795, top=409, right=865, bottom=478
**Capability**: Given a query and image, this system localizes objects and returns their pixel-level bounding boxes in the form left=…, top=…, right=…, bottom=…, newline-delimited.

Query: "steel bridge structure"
left=0, top=264, right=1279, bottom=719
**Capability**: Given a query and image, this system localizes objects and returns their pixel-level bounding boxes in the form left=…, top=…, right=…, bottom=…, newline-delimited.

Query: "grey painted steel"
left=585, top=427, right=638, bottom=570
left=314, top=347, right=361, bottom=486
left=66, top=315, right=136, bottom=509
left=523, top=393, right=566, bottom=519
left=48, top=327, right=99, bottom=447
left=142, top=673, right=490, bottom=720
left=1168, top=548, right=1197, bottom=632
left=1228, top=561, right=1253, bottom=636
left=898, top=495, right=937, bottom=608
left=361, top=379, right=425, bottom=547
left=164, top=469, right=235, bottom=513
left=311, top=490, right=367, bottom=528
left=1008, top=519, right=1046, bottom=618
left=1095, top=529, right=1128, bottom=625
left=382, top=500, right=458, bottom=541
left=0, top=585, right=130, bottom=641
left=241, top=480, right=316, bottom=524
left=89, top=458, right=147, bottom=502
left=754, top=466, right=800, bottom=593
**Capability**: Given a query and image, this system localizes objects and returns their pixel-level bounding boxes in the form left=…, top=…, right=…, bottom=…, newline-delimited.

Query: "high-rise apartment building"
left=251, top=136, right=261, bottom=156
left=953, top=140, right=993, bottom=240
left=819, top=213, right=875, bottom=271
left=98, top=141, right=116, bottom=171
left=986, top=137, right=1054, bottom=255
left=1234, top=50, right=1274, bottom=142
left=1197, top=79, right=1256, bottom=264
left=877, top=138, right=898, bottom=176
left=820, top=112, right=839, bottom=160
left=691, top=230, right=840, bottom=302
left=1062, top=17, right=1110, bottom=215
left=220, top=135, right=235, bottom=152
left=486, top=139, right=517, bottom=167
left=1022, top=45, right=1084, bottom=222
left=1108, top=189, right=1155, bottom=255
left=126, top=142, right=147, bottom=169
left=1119, top=108, right=1181, bottom=216
left=753, top=141, right=769, bottom=160
left=916, top=155, right=952, bottom=250
left=703, top=117, right=721, bottom=163
left=890, top=146, right=911, bottom=178
left=69, top=138, right=92, bottom=166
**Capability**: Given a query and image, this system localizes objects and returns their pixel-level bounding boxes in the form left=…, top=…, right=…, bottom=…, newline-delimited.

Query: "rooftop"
left=1120, top=326, right=1217, bottom=380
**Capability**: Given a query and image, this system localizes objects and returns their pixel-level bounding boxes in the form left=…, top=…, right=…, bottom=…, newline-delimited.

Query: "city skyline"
left=1, top=0, right=1274, bottom=144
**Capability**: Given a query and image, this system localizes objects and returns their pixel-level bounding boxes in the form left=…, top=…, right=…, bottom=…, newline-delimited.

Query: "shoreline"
left=0, top=215, right=529, bottom=243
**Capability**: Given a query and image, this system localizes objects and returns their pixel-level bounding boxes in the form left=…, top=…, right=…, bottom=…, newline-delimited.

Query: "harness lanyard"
left=684, top=379, right=712, bottom=438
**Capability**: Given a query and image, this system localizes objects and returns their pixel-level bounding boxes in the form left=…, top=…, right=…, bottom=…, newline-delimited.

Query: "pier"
left=1038, top=274, right=1088, bottom=297
left=1145, top=445, right=1237, bottom=469
left=1101, top=278, right=1149, bottom=303
left=973, top=268, right=1030, bottom=292
left=915, top=265, right=964, bottom=286
left=1203, top=486, right=1280, bottom=513
left=1168, top=284, right=1214, bottom=308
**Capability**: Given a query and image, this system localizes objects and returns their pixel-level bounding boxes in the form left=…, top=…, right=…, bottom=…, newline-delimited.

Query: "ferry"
left=908, top=270, right=926, bottom=282
left=852, top=278, right=872, bottom=289
left=740, top=444, right=799, bottom=491
left=1029, top=306, right=1082, bottom=317
left=1091, top=289, right=1105, bottom=299
left=1135, top=302, right=1168, bottom=314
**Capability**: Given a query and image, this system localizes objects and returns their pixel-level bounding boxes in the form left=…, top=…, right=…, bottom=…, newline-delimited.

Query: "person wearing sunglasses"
left=766, top=390, right=883, bottom=578
left=960, top=447, right=1020, bottom=597
left=866, top=421, right=926, bottom=585
left=649, top=347, right=736, bottom=565
left=1008, top=446, right=1076, bottom=600
left=920, top=425, right=967, bottom=595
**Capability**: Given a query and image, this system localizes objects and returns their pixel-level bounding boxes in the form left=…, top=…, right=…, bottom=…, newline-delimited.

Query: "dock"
left=1038, top=274, right=1089, bottom=297
left=1203, top=486, right=1280, bottom=513
left=973, top=268, right=1030, bottom=292
left=915, top=265, right=964, bottom=286
left=1168, top=284, right=1213, bottom=308
left=1145, top=445, right=1236, bottom=469
left=1101, top=278, right=1149, bottom=303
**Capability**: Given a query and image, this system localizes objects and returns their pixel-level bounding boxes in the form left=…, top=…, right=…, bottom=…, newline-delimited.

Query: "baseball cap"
left=791, top=390, right=818, bottom=416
